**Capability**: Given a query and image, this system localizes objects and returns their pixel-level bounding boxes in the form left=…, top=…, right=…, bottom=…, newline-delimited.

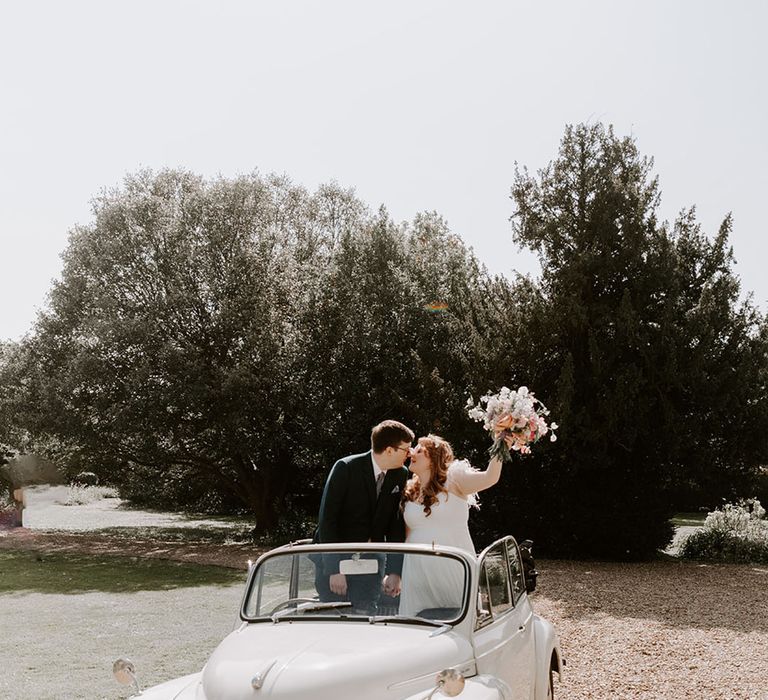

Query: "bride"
left=398, top=434, right=504, bottom=616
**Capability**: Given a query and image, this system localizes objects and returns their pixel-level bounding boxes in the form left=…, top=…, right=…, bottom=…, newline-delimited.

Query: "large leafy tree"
left=0, top=341, right=25, bottom=500
left=295, top=208, right=500, bottom=507
left=0, top=341, right=24, bottom=467
left=14, top=170, right=367, bottom=530
left=12, top=170, right=504, bottom=531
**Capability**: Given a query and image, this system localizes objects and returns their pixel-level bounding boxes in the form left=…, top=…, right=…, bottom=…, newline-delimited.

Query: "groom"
left=313, top=420, right=414, bottom=611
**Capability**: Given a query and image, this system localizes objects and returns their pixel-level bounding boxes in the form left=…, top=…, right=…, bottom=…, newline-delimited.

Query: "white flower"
left=550, top=422, right=559, bottom=430
left=550, top=434, right=557, bottom=442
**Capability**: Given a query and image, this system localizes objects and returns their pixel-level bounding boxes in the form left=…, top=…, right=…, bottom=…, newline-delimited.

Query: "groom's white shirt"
left=371, top=452, right=383, bottom=482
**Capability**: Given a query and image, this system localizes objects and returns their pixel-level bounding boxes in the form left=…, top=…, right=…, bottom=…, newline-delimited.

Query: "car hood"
left=199, top=621, right=474, bottom=700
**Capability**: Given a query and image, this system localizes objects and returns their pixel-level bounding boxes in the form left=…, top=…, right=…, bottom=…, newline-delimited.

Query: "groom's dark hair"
left=371, top=420, right=415, bottom=453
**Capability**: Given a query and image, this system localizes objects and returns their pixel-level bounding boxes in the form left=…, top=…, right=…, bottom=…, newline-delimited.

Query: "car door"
left=472, top=538, right=535, bottom=699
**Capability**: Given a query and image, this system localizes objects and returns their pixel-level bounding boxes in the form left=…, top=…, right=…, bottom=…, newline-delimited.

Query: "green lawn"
left=0, top=550, right=245, bottom=699
left=670, top=511, right=708, bottom=527
left=0, top=550, right=243, bottom=594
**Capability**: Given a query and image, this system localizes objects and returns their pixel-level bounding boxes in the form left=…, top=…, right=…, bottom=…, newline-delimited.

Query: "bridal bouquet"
left=466, top=386, right=557, bottom=461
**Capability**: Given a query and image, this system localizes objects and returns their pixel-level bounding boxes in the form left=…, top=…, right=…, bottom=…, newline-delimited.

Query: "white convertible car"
left=114, top=536, right=563, bottom=699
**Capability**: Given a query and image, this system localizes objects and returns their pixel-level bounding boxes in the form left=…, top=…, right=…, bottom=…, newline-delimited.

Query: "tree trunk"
left=230, top=452, right=294, bottom=535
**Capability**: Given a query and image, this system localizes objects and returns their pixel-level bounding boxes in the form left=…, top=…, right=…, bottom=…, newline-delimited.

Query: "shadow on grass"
left=81, top=525, right=254, bottom=545
left=0, top=551, right=245, bottom=595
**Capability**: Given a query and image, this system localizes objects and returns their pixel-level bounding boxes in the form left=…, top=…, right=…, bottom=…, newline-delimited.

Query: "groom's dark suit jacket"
left=313, top=451, right=407, bottom=576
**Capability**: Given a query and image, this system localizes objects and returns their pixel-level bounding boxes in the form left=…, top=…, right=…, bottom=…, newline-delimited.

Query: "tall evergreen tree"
left=507, top=124, right=680, bottom=558
left=499, top=123, right=768, bottom=558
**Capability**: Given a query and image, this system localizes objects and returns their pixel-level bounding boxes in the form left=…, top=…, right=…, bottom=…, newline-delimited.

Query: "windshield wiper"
left=367, top=614, right=445, bottom=628
left=271, top=601, right=352, bottom=622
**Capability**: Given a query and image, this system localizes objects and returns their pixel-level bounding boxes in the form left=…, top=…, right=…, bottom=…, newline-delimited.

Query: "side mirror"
left=518, top=539, right=538, bottom=594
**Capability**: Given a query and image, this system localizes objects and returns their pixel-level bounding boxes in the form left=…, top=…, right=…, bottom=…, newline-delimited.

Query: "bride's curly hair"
left=404, top=434, right=454, bottom=517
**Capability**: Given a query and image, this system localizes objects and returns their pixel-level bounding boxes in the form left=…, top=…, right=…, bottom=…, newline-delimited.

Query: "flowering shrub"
left=680, top=499, right=768, bottom=564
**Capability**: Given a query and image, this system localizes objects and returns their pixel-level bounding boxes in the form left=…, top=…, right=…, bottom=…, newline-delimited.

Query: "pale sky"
left=1, top=1, right=766, bottom=342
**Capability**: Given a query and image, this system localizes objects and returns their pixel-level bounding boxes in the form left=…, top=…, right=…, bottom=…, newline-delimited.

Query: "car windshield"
left=242, top=547, right=470, bottom=624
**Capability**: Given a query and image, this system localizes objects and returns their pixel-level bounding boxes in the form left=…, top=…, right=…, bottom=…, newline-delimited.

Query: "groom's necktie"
left=375, top=471, right=385, bottom=498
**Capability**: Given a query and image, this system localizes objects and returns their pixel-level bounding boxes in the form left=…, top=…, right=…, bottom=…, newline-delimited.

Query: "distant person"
left=312, top=420, right=414, bottom=612
left=0, top=487, right=24, bottom=529
left=12, top=487, right=24, bottom=527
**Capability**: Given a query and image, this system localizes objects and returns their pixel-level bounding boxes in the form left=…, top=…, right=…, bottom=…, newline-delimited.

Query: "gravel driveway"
left=535, top=559, right=768, bottom=699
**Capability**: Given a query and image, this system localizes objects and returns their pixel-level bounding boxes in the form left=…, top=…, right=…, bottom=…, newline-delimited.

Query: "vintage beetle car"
left=114, top=536, right=563, bottom=699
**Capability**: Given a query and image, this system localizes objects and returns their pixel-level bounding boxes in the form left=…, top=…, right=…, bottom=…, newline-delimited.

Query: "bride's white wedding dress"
left=398, top=461, right=477, bottom=617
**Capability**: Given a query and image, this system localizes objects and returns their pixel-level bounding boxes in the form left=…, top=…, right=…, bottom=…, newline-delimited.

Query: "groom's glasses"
left=393, top=445, right=412, bottom=455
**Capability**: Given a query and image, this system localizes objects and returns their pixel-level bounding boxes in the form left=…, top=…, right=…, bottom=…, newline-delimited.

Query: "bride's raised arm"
left=449, top=456, right=503, bottom=496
